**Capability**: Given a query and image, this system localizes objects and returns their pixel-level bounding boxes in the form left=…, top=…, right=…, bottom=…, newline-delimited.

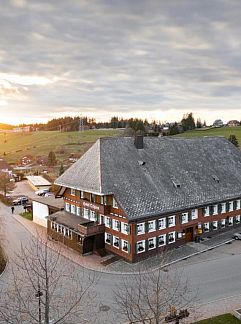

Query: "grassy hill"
left=0, top=129, right=121, bottom=163
left=175, top=126, right=241, bottom=145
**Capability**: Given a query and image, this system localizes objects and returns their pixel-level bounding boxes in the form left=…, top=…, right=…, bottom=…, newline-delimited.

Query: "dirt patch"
left=0, top=245, right=7, bottom=274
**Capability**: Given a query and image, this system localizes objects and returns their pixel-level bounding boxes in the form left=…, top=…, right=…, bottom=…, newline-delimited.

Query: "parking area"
left=10, top=180, right=36, bottom=199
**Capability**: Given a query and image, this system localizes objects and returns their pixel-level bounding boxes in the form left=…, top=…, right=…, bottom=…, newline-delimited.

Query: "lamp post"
left=35, top=283, right=43, bottom=324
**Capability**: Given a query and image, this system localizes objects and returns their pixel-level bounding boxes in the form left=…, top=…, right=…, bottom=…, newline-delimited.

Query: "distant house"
left=213, top=119, right=224, bottom=127
left=0, top=158, right=12, bottom=175
left=13, top=126, right=31, bottom=132
left=26, top=175, right=51, bottom=191
left=227, top=120, right=240, bottom=127
left=32, top=196, right=64, bottom=228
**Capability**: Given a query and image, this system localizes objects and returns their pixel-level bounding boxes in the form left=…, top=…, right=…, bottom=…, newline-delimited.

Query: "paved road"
left=1, top=202, right=241, bottom=323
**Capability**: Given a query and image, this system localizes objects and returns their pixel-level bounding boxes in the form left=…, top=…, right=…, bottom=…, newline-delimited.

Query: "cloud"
left=0, top=0, right=241, bottom=125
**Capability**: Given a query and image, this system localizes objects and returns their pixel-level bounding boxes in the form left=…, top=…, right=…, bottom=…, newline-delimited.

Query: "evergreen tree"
left=228, top=134, right=239, bottom=147
left=47, top=151, right=57, bottom=166
left=181, top=113, right=195, bottom=131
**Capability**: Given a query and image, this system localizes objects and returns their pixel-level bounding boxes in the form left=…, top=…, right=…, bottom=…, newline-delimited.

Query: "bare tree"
left=114, top=255, right=197, bottom=324
left=0, top=172, right=15, bottom=197
left=0, top=234, right=97, bottom=324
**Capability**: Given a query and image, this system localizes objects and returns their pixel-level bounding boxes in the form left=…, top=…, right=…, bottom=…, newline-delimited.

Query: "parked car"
left=35, top=189, right=49, bottom=196
left=44, top=192, right=54, bottom=197
left=233, top=233, right=241, bottom=240
left=12, top=196, right=29, bottom=205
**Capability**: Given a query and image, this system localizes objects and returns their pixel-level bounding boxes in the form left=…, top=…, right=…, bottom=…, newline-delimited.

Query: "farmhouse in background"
left=227, top=120, right=240, bottom=127
left=47, top=136, right=241, bottom=262
left=26, top=175, right=51, bottom=192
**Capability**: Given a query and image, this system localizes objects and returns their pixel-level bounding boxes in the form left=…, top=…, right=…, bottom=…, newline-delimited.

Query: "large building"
left=49, top=136, right=241, bottom=262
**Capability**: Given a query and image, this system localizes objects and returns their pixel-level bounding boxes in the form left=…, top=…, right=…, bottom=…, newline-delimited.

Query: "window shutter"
left=145, top=239, right=148, bottom=251
left=109, top=218, right=112, bottom=229
left=145, top=222, right=148, bottom=233
left=110, top=234, right=113, bottom=245
left=166, top=218, right=169, bottom=228
left=210, top=206, right=214, bottom=216
left=202, top=208, right=205, bottom=216
left=226, top=202, right=229, bottom=212
left=188, top=212, right=192, bottom=222
left=218, top=204, right=222, bottom=214
left=127, top=224, right=130, bottom=235
left=234, top=201, right=237, bottom=210
left=128, top=243, right=131, bottom=254
left=117, top=221, right=121, bottom=232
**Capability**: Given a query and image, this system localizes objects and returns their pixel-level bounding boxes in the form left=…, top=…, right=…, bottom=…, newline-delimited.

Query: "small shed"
left=26, top=175, right=51, bottom=191
left=32, top=196, right=64, bottom=228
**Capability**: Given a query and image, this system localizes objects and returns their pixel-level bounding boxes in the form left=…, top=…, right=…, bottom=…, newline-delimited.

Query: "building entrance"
left=184, top=227, right=193, bottom=242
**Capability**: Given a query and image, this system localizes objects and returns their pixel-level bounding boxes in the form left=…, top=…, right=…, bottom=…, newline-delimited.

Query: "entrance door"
left=185, top=227, right=193, bottom=242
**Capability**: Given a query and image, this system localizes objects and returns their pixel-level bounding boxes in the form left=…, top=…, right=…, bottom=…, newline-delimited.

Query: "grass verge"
left=20, top=212, right=33, bottom=221
left=194, top=313, right=240, bottom=323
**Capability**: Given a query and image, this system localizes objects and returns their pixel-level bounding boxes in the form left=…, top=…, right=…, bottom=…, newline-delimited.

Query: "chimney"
left=134, top=135, right=144, bottom=149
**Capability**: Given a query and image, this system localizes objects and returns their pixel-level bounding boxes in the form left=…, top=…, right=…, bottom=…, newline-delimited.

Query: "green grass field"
left=0, top=129, right=121, bottom=163
left=194, top=313, right=240, bottom=323
left=176, top=126, right=241, bottom=145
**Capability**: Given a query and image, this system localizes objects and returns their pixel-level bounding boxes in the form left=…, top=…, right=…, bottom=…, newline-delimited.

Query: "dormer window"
left=113, top=197, right=118, bottom=209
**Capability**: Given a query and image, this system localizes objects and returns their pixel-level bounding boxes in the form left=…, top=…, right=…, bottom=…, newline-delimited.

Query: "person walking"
left=11, top=206, right=14, bottom=214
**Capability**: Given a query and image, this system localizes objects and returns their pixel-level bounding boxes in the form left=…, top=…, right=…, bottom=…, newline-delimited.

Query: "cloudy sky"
left=0, top=0, right=241, bottom=125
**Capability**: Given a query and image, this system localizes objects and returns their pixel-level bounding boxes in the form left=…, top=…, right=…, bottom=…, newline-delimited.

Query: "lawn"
left=176, top=126, right=241, bottom=145
left=0, top=129, right=121, bottom=163
left=20, top=212, right=33, bottom=221
left=195, top=313, right=240, bottom=323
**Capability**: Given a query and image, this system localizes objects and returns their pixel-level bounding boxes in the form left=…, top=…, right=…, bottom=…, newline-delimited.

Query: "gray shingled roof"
left=55, top=136, right=241, bottom=221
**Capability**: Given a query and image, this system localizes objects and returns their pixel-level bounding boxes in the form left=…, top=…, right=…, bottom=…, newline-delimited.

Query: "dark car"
left=12, top=196, right=29, bottom=206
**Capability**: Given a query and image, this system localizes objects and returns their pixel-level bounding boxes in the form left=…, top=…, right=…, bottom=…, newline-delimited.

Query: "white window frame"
left=229, top=201, right=234, bottom=212
left=168, top=216, right=175, bottom=227
left=236, top=215, right=241, bottom=223
left=83, top=208, right=89, bottom=219
left=113, top=197, right=118, bottom=209
left=80, top=191, right=84, bottom=199
left=137, top=223, right=145, bottom=235
left=221, top=203, right=226, bottom=214
left=204, top=207, right=209, bottom=217
left=113, top=236, right=120, bottom=249
left=148, top=220, right=156, bottom=232
left=70, top=188, right=75, bottom=196
left=121, top=222, right=129, bottom=234
left=65, top=202, right=70, bottom=212
left=204, top=222, right=209, bottom=232
left=191, top=209, right=198, bottom=220
left=113, top=219, right=120, bottom=231
left=76, top=206, right=81, bottom=216
left=158, top=218, right=166, bottom=230
left=237, top=200, right=241, bottom=210
left=148, top=237, right=156, bottom=250
left=105, top=216, right=111, bottom=228
left=100, top=196, right=104, bottom=205
left=168, top=231, right=176, bottom=244
left=136, top=240, right=145, bottom=253
left=181, top=212, right=188, bottom=224
left=158, top=234, right=166, bottom=246
left=71, top=204, right=76, bottom=214
left=228, top=216, right=233, bottom=226
left=213, top=205, right=218, bottom=215
left=212, top=221, right=218, bottom=230
left=221, top=219, right=226, bottom=228
left=122, top=240, right=129, bottom=253
left=105, top=232, right=111, bottom=244
left=90, top=210, right=96, bottom=221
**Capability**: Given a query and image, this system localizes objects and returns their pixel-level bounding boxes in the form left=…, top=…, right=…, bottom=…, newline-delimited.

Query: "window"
left=191, top=209, right=198, bottom=220
left=65, top=202, right=70, bottom=212
left=80, top=191, right=84, bottom=199
left=113, top=197, right=118, bottom=209
left=229, top=201, right=234, bottom=212
left=228, top=216, right=233, bottom=226
left=158, top=218, right=166, bottom=230
left=136, top=240, right=145, bottom=253
left=104, top=196, right=108, bottom=205
left=213, top=205, right=218, bottom=215
left=148, top=237, right=156, bottom=250
left=121, top=222, right=129, bottom=234
left=90, top=210, right=97, bottom=221
left=113, top=219, right=120, bottom=231
left=76, top=207, right=81, bottom=216
left=158, top=234, right=166, bottom=246
left=100, top=196, right=104, bottom=205
left=90, top=194, right=96, bottom=203
left=105, top=216, right=111, bottom=228
left=181, top=212, right=188, bottom=224
left=221, top=219, right=226, bottom=228
left=83, top=208, right=89, bottom=219
left=168, top=216, right=175, bottom=227
left=148, top=220, right=156, bottom=232
left=99, top=214, right=104, bottom=225
left=71, top=204, right=76, bottom=214
left=236, top=215, right=241, bottom=224
left=212, top=221, right=218, bottom=230
left=122, top=240, right=129, bottom=253
left=237, top=200, right=241, bottom=210
left=137, top=223, right=145, bottom=235
left=204, top=207, right=209, bottom=217
left=168, top=232, right=175, bottom=244
left=113, top=236, right=120, bottom=248
left=70, top=188, right=75, bottom=196
left=204, top=223, right=209, bottom=232
left=105, top=233, right=111, bottom=244
left=221, top=203, right=226, bottom=214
